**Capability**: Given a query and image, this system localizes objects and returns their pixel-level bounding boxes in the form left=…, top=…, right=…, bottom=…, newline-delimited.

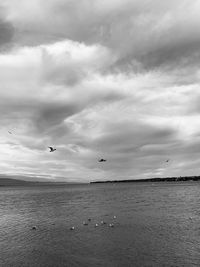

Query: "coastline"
left=91, top=175, right=200, bottom=184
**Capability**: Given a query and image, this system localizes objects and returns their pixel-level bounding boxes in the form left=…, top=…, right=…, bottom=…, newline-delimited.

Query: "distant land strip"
left=91, top=176, right=200, bottom=183
left=0, top=178, right=70, bottom=187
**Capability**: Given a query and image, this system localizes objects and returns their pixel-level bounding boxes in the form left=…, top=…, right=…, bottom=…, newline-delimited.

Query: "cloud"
left=0, top=0, right=200, bottom=182
left=0, top=39, right=127, bottom=181
left=3, top=0, right=200, bottom=72
left=0, top=6, right=14, bottom=49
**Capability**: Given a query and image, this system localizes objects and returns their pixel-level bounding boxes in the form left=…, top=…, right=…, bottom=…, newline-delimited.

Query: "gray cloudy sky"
left=1, top=0, right=200, bottom=182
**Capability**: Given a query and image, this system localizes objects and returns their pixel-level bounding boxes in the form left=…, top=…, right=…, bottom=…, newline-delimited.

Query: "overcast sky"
left=1, top=0, right=200, bottom=182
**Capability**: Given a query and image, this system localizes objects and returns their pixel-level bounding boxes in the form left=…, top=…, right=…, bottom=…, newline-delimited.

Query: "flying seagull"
left=98, top=159, right=107, bottom=162
left=8, top=131, right=12, bottom=134
left=48, top=147, right=56, bottom=152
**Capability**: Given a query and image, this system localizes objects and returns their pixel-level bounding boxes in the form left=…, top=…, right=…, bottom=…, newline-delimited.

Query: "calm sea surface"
left=1, top=182, right=200, bottom=267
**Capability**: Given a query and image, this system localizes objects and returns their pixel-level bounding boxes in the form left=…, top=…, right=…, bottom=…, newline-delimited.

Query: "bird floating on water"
left=48, top=146, right=56, bottom=152
left=113, top=216, right=116, bottom=219
left=88, top=218, right=91, bottom=222
left=109, top=223, right=114, bottom=227
left=101, top=220, right=106, bottom=225
left=70, top=226, right=75, bottom=230
left=95, top=223, right=99, bottom=227
left=83, top=221, right=88, bottom=226
left=32, top=226, right=37, bottom=230
left=98, top=159, right=107, bottom=162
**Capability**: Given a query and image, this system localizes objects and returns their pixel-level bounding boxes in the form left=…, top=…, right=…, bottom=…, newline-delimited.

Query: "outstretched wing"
left=48, top=147, right=53, bottom=152
left=98, top=158, right=107, bottom=162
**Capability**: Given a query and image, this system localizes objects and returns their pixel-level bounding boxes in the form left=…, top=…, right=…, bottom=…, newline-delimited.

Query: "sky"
left=1, top=0, right=200, bottom=182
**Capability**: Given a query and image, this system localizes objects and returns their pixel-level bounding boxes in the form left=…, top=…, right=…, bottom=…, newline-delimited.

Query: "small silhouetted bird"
left=98, top=159, right=107, bottom=162
left=8, top=131, right=12, bottom=134
left=166, top=159, right=170, bottom=162
left=48, top=147, right=56, bottom=152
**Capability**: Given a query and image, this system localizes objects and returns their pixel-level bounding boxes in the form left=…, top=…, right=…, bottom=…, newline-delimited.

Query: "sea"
left=0, top=182, right=200, bottom=267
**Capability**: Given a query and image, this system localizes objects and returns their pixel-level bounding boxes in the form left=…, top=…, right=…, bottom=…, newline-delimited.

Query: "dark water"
left=1, top=182, right=200, bottom=267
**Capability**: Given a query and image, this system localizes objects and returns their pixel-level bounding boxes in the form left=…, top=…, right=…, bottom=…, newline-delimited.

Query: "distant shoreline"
left=0, top=178, right=84, bottom=187
left=0, top=183, right=70, bottom=187
left=91, top=176, right=200, bottom=184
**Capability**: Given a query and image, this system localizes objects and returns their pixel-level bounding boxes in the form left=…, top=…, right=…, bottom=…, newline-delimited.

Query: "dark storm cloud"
left=84, top=122, right=176, bottom=173
left=0, top=18, right=13, bottom=44
left=113, top=38, right=200, bottom=73
left=35, top=102, right=81, bottom=132
left=4, top=0, right=200, bottom=73
left=72, top=120, right=177, bottom=174
left=91, top=121, right=176, bottom=153
left=0, top=90, right=124, bottom=139
left=0, top=11, right=14, bottom=49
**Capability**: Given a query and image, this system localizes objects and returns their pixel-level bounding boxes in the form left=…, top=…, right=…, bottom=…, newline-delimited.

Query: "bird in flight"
left=98, top=159, right=107, bottom=162
left=166, top=159, right=170, bottom=162
left=8, top=131, right=12, bottom=134
left=48, top=147, right=56, bottom=152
